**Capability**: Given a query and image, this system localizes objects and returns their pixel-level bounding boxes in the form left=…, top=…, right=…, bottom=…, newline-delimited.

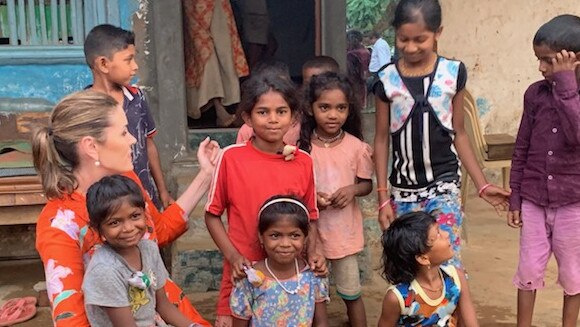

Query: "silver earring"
left=95, top=160, right=101, bottom=166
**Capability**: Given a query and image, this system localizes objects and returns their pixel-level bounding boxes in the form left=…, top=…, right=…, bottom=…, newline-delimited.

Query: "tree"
left=346, top=0, right=398, bottom=44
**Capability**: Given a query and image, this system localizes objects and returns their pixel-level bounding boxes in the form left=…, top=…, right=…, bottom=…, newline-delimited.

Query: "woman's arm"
left=146, top=137, right=220, bottom=246
left=103, top=307, right=138, bottom=327
left=377, top=290, right=401, bottom=327
left=155, top=288, right=194, bottom=327
left=373, top=96, right=395, bottom=230
left=456, top=268, right=479, bottom=327
left=175, top=137, right=220, bottom=213
left=452, top=90, right=510, bottom=211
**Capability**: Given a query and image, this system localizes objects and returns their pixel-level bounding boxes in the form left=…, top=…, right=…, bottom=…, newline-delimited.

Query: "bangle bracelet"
left=378, top=200, right=390, bottom=211
left=478, top=183, right=492, bottom=198
left=376, top=187, right=389, bottom=193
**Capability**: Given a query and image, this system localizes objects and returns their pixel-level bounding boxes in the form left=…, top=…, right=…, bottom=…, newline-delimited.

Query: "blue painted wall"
left=0, top=0, right=141, bottom=107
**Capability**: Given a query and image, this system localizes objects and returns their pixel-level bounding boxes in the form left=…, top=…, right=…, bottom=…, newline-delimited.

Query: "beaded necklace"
left=313, top=129, right=344, bottom=148
left=264, top=258, right=301, bottom=294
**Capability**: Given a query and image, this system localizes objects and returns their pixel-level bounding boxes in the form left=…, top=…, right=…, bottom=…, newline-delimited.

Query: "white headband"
left=258, top=198, right=310, bottom=218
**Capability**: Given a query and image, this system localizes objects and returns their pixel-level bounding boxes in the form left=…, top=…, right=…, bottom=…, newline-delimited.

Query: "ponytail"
left=31, top=90, right=118, bottom=199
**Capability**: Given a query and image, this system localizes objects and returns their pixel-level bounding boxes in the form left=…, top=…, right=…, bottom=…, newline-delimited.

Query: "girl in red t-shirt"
left=205, top=73, right=327, bottom=326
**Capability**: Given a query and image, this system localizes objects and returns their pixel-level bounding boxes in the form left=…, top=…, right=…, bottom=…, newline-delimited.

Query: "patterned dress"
left=388, top=265, right=461, bottom=327
left=35, top=171, right=210, bottom=327
left=230, top=265, right=329, bottom=326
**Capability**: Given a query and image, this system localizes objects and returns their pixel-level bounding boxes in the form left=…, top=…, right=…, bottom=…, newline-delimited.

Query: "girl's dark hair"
left=533, top=14, right=580, bottom=53
left=237, top=73, right=301, bottom=118
left=258, top=195, right=310, bottom=236
left=381, top=211, right=436, bottom=284
left=392, top=0, right=442, bottom=32
left=347, top=30, right=364, bottom=51
left=298, top=72, right=363, bottom=153
left=86, top=175, right=145, bottom=233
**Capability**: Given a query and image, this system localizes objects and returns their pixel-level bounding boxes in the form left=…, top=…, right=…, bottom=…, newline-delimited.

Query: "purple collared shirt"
left=510, top=71, right=580, bottom=211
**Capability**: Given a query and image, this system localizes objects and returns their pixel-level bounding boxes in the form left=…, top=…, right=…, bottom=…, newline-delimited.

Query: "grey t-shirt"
left=82, top=239, right=168, bottom=327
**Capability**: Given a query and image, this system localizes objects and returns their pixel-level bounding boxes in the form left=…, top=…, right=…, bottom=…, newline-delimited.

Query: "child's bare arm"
left=205, top=212, right=251, bottom=280
left=456, top=268, right=479, bottom=327
left=146, top=137, right=174, bottom=208
left=377, top=290, right=401, bottom=327
left=306, top=220, right=328, bottom=277
left=374, top=96, right=395, bottom=230
left=103, top=307, right=138, bottom=327
left=313, top=302, right=329, bottom=327
left=232, top=317, right=250, bottom=327
left=452, top=90, right=510, bottom=213
left=155, top=288, right=194, bottom=327
left=329, top=178, right=372, bottom=209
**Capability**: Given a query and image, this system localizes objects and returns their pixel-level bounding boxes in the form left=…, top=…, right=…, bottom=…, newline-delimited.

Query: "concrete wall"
left=439, top=1, right=580, bottom=135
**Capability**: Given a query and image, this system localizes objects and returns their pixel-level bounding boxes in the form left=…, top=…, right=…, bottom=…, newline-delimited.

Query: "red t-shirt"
left=206, top=140, right=318, bottom=315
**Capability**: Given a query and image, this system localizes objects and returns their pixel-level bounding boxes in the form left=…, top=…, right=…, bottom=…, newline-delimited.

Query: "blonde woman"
left=32, top=90, right=218, bottom=327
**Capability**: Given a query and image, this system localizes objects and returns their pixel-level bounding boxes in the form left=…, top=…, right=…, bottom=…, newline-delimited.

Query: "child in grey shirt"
left=82, top=175, right=199, bottom=327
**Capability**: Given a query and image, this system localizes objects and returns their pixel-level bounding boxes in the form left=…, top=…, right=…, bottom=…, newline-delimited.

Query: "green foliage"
left=346, top=0, right=390, bottom=32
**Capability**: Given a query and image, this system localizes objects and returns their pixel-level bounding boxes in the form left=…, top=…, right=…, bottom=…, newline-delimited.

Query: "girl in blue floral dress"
left=230, top=196, right=329, bottom=327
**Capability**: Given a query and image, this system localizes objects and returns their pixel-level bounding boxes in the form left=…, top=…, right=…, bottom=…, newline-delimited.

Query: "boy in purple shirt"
left=508, top=15, right=580, bottom=327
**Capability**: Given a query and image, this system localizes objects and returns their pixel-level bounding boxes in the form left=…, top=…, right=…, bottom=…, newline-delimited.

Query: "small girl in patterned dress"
left=230, top=196, right=329, bottom=327
left=378, top=211, right=478, bottom=327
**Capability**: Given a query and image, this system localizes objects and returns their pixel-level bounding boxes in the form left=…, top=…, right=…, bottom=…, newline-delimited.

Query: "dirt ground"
left=0, top=188, right=571, bottom=326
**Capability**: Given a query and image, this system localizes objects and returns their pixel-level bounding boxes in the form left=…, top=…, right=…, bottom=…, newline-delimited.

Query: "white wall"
left=439, top=0, right=580, bottom=135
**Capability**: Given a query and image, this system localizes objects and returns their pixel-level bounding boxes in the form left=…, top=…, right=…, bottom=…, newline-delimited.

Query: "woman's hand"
left=197, top=137, right=220, bottom=174
left=480, top=185, right=510, bottom=215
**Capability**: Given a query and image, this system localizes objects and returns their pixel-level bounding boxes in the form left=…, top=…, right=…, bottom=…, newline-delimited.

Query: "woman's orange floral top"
left=35, top=172, right=189, bottom=326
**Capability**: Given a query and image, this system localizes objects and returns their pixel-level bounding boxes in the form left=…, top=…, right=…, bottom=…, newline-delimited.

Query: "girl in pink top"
left=298, top=72, right=374, bottom=327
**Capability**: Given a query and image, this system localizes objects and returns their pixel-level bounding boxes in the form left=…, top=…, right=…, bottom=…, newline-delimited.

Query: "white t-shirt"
left=369, top=38, right=392, bottom=73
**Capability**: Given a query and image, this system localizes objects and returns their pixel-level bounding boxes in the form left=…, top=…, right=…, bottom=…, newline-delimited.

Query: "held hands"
left=197, top=137, right=221, bottom=175
left=507, top=210, right=522, bottom=228
left=552, top=50, right=580, bottom=74
left=479, top=184, right=510, bottom=216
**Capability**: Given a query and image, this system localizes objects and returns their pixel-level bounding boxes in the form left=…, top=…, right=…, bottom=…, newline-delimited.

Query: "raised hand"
left=551, top=50, right=580, bottom=73
left=197, top=137, right=221, bottom=174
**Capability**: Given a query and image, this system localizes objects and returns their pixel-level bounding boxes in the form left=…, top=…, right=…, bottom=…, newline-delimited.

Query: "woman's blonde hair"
left=31, top=90, right=119, bottom=199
